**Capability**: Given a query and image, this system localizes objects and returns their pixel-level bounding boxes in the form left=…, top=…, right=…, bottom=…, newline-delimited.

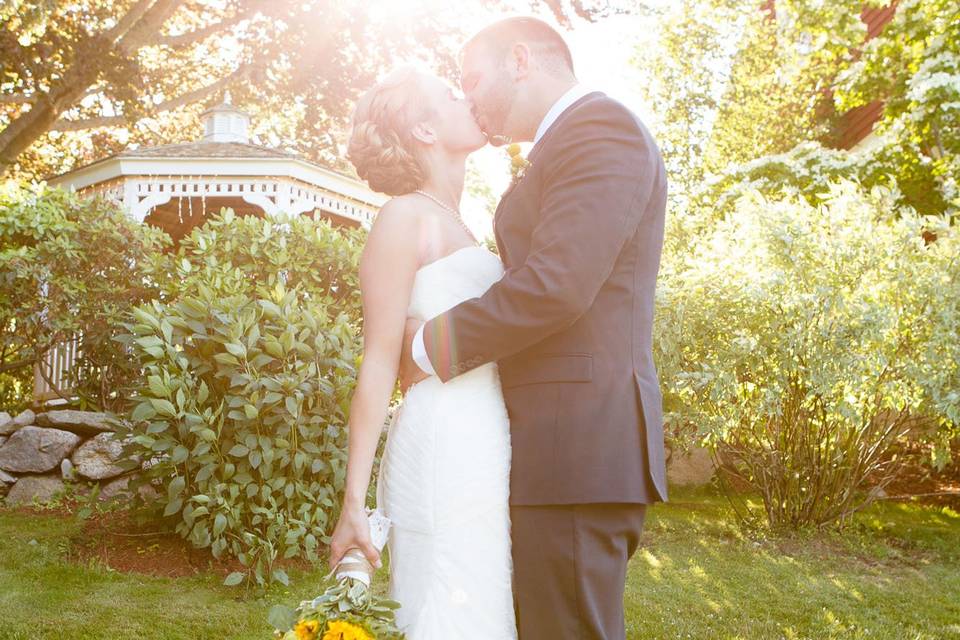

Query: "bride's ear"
left=410, top=121, right=437, bottom=146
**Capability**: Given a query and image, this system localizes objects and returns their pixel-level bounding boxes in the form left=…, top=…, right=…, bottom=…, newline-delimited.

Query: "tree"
left=701, top=0, right=960, bottom=220
left=0, top=0, right=629, bottom=181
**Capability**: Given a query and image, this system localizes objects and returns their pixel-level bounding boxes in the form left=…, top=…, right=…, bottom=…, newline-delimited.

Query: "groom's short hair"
left=463, top=17, right=575, bottom=76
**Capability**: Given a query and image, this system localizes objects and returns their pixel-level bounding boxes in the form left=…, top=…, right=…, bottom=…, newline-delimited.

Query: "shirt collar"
left=532, top=83, right=594, bottom=146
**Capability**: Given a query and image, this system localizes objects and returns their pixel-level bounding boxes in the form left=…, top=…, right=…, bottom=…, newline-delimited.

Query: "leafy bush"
left=161, top=207, right=363, bottom=321
left=116, top=209, right=364, bottom=588
left=0, top=181, right=171, bottom=412
left=655, top=181, right=959, bottom=531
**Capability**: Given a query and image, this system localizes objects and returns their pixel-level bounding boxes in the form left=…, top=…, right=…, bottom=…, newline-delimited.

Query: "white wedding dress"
left=376, top=245, right=518, bottom=639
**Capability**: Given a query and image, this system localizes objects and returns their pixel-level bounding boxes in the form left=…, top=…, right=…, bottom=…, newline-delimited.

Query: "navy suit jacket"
left=422, top=91, right=669, bottom=505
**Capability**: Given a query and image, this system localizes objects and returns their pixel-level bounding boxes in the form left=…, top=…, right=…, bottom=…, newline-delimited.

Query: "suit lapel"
left=526, top=90, right=605, bottom=166
left=492, top=91, right=606, bottom=234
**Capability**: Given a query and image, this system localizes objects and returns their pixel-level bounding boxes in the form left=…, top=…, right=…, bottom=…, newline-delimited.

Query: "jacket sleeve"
left=422, top=99, right=662, bottom=382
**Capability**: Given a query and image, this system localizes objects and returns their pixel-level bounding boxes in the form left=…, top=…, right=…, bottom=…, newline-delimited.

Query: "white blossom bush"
left=654, top=181, right=959, bottom=530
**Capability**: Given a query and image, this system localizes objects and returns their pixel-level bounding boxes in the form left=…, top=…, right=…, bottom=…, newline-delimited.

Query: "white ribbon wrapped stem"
left=333, top=507, right=392, bottom=587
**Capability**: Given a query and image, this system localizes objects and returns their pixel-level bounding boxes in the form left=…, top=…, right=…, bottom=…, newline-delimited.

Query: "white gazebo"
left=36, top=94, right=385, bottom=404
left=48, top=92, right=385, bottom=234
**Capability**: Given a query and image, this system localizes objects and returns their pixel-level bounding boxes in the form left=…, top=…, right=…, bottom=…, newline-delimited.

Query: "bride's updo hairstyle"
left=347, top=67, right=435, bottom=196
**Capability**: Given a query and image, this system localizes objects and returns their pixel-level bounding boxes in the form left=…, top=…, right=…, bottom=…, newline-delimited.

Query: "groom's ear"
left=508, top=42, right=531, bottom=81
left=410, top=121, right=437, bottom=146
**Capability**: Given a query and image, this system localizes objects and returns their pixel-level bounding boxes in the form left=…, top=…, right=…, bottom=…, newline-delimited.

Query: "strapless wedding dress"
left=375, top=245, right=517, bottom=639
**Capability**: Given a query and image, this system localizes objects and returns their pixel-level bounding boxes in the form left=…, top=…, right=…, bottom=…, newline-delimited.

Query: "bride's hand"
left=328, top=502, right=381, bottom=572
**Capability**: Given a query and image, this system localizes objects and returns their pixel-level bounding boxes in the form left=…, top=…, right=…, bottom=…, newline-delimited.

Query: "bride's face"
left=419, top=74, right=488, bottom=153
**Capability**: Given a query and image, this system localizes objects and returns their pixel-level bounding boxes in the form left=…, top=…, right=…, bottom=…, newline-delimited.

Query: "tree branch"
left=102, top=0, right=161, bottom=45
left=0, top=355, right=34, bottom=374
left=117, top=0, right=189, bottom=55
left=50, top=66, right=249, bottom=132
left=0, top=95, right=34, bottom=104
left=5, top=86, right=109, bottom=106
left=157, top=7, right=253, bottom=49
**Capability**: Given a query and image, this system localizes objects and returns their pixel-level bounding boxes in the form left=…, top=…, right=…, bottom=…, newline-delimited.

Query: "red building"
left=834, top=3, right=898, bottom=149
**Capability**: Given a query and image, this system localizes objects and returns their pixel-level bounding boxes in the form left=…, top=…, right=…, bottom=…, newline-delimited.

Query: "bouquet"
left=268, top=508, right=405, bottom=640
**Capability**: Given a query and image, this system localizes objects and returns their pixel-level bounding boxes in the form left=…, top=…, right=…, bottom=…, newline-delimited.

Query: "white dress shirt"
left=411, top=84, right=593, bottom=377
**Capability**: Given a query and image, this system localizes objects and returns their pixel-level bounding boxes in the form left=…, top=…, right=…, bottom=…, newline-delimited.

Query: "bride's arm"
left=329, top=199, right=422, bottom=570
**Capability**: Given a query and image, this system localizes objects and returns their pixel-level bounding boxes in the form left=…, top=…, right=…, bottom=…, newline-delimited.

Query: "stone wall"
left=0, top=409, right=158, bottom=506
left=666, top=445, right=718, bottom=488
left=1, top=407, right=719, bottom=507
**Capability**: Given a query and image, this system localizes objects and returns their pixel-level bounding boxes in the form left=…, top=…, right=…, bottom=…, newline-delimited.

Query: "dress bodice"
left=408, top=246, right=504, bottom=321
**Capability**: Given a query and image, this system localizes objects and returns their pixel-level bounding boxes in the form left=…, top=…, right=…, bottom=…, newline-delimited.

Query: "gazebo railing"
left=33, top=334, right=81, bottom=406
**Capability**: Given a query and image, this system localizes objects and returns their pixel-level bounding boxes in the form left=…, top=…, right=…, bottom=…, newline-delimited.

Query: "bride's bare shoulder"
left=368, top=194, right=425, bottom=237
left=360, top=195, right=426, bottom=270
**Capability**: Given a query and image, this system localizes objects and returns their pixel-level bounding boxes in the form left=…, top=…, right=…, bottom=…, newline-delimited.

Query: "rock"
left=1, top=409, right=34, bottom=436
left=0, top=468, right=16, bottom=485
left=0, top=426, right=82, bottom=473
left=98, top=474, right=160, bottom=502
left=71, top=432, right=133, bottom=480
left=35, top=410, right=114, bottom=437
left=61, top=457, right=77, bottom=481
left=0, top=436, right=5, bottom=448
left=667, top=445, right=716, bottom=488
left=0, top=412, right=9, bottom=429
left=3, top=474, right=65, bottom=506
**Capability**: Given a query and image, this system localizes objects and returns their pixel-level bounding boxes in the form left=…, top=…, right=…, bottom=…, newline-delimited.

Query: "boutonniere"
left=506, top=143, right=530, bottom=185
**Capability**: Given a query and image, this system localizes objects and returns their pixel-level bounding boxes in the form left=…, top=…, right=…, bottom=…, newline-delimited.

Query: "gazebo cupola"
left=201, top=91, right=250, bottom=143
left=47, top=92, right=385, bottom=241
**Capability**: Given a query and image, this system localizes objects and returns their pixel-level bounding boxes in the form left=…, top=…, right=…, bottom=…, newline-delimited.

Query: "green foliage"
left=644, top=2, right=960, bottom=505
left=269, top=573, right=404, bottom=639
left=703, top=0, right=894, bottom=169
left=0, top=181, right=171, bottom=411
left=686, top=0, right=959, bottom=221
left=655, top=181, right=959, bottom=530
left=115, top=209, right=364, bottom=589
left=637, top=0, right=883, bottom=195
left=835, top=0, right=960, bottom=213
left=631, top=0, right=739, bottom=197
left=164, top=208, right=365, bottom=321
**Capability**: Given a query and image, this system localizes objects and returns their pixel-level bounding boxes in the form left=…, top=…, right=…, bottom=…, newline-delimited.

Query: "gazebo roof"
left=47, top=93, right=386, bottom=226
left=114, top=140, right=300, bottom=160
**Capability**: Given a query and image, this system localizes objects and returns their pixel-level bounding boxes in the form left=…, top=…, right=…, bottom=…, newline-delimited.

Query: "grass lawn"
left=1, top=486, right=958, bottom=640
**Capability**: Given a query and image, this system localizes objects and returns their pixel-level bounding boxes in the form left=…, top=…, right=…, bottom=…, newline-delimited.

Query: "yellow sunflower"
left=293, top=619, right=321, bottom=640
left=322, top=619, right=373, bottom=640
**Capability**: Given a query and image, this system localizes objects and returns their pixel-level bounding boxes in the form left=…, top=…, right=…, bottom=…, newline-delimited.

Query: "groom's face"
left=459, top=44, right=516, bottom=143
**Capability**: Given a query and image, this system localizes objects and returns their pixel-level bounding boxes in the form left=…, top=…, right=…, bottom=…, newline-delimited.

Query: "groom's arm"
left=420, top=99, right=663, bottom=382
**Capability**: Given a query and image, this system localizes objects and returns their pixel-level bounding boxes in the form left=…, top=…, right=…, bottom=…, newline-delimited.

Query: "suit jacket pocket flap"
left=500, top=353, right=593, bottom=388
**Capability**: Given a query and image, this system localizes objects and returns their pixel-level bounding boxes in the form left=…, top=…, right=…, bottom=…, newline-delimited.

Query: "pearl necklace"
left=414, top=189, right=480, bottom=246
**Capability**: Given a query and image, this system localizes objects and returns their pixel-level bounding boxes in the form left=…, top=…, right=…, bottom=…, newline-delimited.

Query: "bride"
left=327, top=66, right=517, bottom=639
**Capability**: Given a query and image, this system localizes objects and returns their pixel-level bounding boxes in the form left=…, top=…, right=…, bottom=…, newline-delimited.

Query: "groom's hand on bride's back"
left=399, top=317, right=429, bottom=393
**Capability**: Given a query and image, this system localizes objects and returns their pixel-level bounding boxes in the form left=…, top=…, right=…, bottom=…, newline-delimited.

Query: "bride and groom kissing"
left=328, top=15, right=668, bottom=640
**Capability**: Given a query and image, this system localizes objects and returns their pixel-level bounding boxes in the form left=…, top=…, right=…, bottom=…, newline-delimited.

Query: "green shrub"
left=0, top=181, right=171, bottom=412
left=116, top=209, right=364, bottom=589
left=162, top=208, right=363, bottom=321
left=655, top=180, right=959, bottom=531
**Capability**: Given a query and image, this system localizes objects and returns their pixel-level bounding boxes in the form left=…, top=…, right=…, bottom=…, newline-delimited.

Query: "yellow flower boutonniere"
left=506, top=143, right=530, bottom=185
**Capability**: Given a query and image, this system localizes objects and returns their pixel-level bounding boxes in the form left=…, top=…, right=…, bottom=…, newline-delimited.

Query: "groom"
left=401, top=16, right=668, bottom=639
